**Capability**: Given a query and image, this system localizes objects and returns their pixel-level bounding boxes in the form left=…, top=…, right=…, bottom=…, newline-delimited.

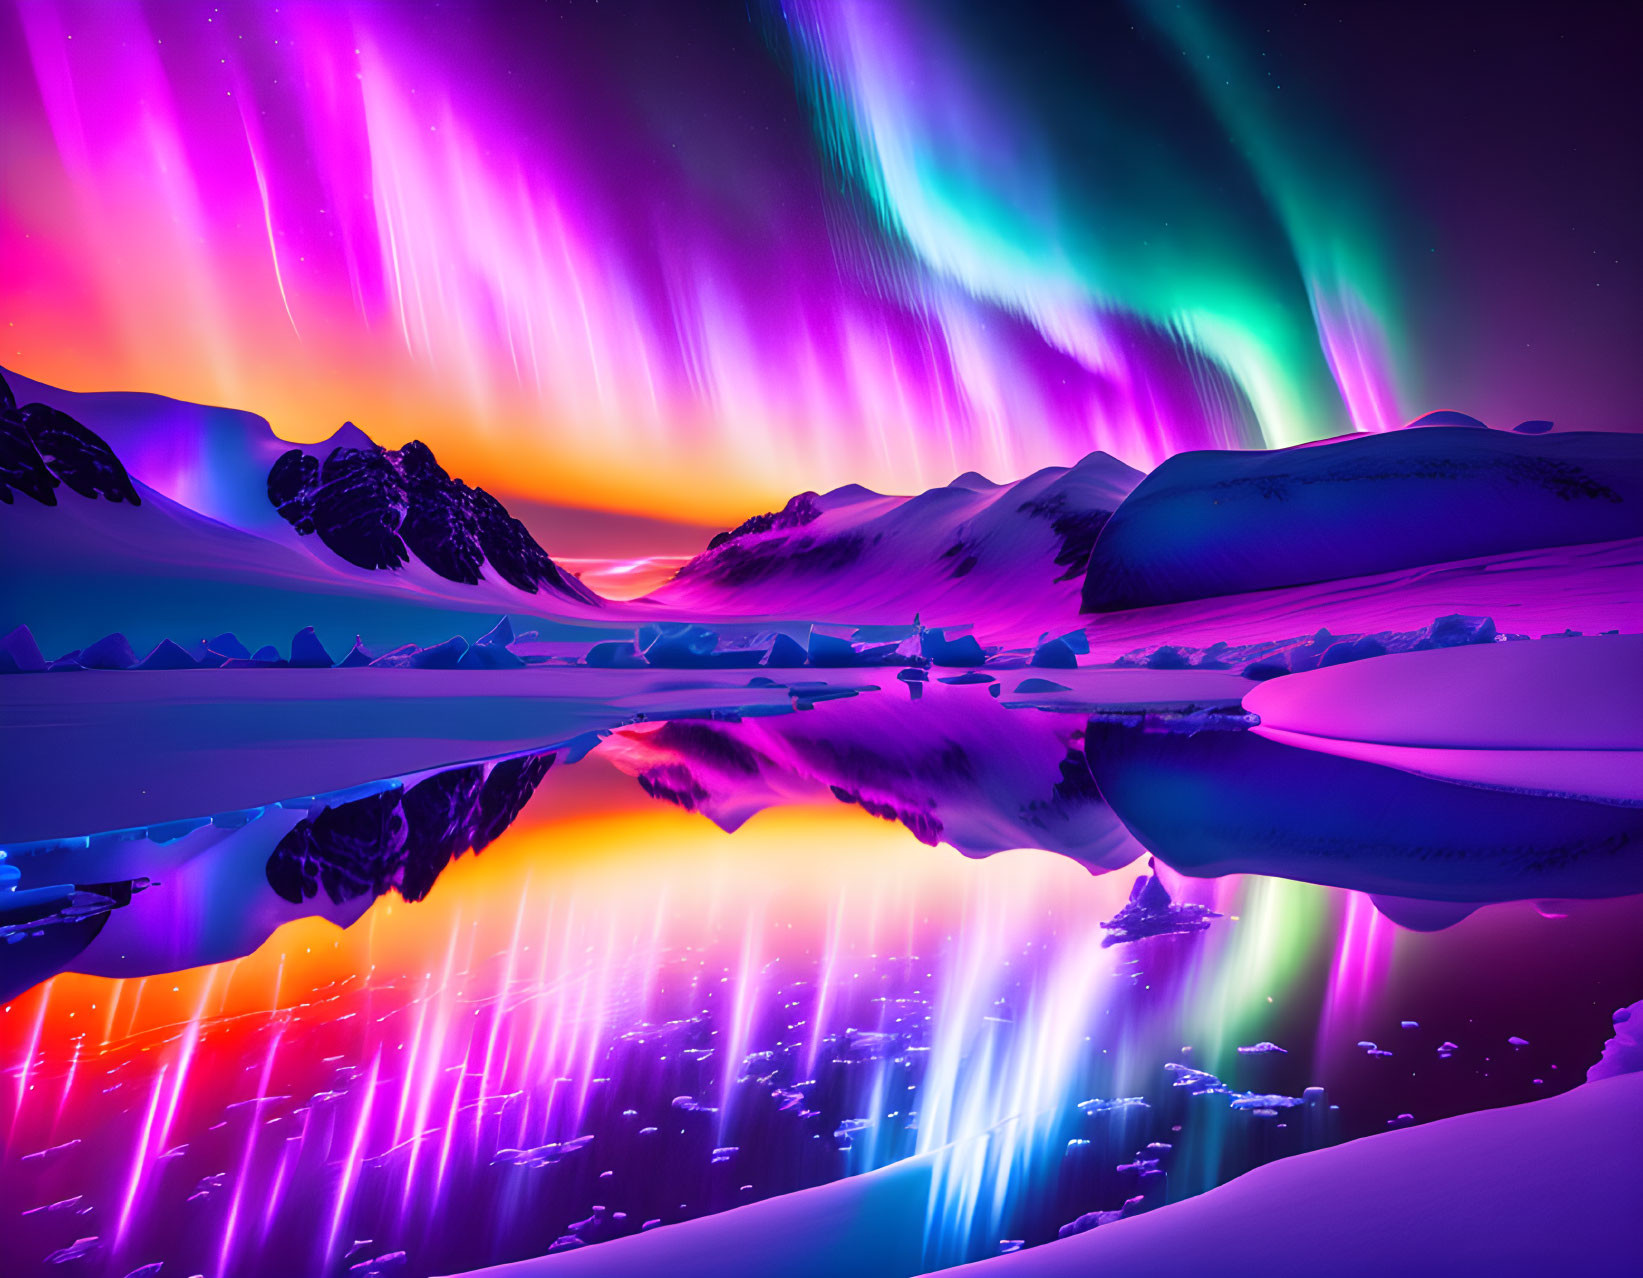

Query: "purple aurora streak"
left=1, top=2, right=1639, bottom=1277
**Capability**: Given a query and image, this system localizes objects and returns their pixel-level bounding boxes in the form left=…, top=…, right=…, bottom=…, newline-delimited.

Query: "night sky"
left=1, top=0, right=1636, bottom=522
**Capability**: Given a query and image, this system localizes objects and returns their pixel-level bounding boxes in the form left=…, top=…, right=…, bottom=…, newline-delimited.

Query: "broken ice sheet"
left=1099, top=859, right=1222, bottom=946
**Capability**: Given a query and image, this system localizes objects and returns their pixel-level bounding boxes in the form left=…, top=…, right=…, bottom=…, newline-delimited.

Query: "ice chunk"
left=1405, top=409, right=1487, bottom=429
left=922, top=629, right=985, bottom=667
left=0, top=624, right=47, bottom=673
left=1100, top=861, right=1221, bottom=946
left=223, top=644, right=285, bottom=668
left=408, top=637, right=467, bottom=669
left=642, top=623, right=720, bottom=665
left=764, top=633, right=808, bottom=668
left=206, top=631, right=253, bottom=661
left=1053, top=628, right=1091, bottom=655
left=1145, top=645, right=1191, bottom=670
left=338, top=637, right=376, bottom=668
left=806, top=630, right=865, bottom=667
left=80, top=632, right=137, bottom=669
left=458, top=641, right=523, bottom=669
left=476, top=616, right=514, bottom=648
left=586, top=639, right=646, bottom=668
left=289, top=627, right=334, bottom=668
left=1418, top=614, right=1496, bottom=649
left=136, top=639, right=198, bottom=670
left=1030, top=637, right=1078, bottom=669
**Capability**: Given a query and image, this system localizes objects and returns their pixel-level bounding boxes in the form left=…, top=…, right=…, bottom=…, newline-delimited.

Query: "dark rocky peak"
left=266, top=436, right=598, bottom=601
left=265, top=751, right=556, bottom=907
left=0, top=401, right=140, bottom=507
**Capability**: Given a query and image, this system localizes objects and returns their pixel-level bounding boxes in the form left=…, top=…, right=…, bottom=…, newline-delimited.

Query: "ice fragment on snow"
left=0, top=625, right=47, bottom=673
left=80, top=632, right=137, bottom=669
left=136, top=639, right=198, bottom=670
left=1099, top=860, right=1220, bottom=946
left=289, top=627, right=334, bottom=668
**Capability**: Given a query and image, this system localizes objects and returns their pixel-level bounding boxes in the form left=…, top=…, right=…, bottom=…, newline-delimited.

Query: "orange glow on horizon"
left=3, top=798, right=1120, bottom=1059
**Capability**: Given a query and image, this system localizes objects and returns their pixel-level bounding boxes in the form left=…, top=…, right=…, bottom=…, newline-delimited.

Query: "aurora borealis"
left=2, top=4, right=1640, bottom=1277
left=4, top=1, right=1632, bottom=525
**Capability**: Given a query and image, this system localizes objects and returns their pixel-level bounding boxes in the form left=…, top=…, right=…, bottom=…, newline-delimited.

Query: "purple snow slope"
left=2, top=368, right=609, bottom=659
left=1244, top=634, right=1643, bottom=803
left=2, top=365, right=306, bottom=532
left=448, top=1054, right=1643, bottom=1278
left=2, top=471, right=607, bottom=660
left=934, top=1078, right=1643, bottom=1278
left=645, top=453, right=1141, bottom=643
left=1082, top=425, right=1643, bottom=611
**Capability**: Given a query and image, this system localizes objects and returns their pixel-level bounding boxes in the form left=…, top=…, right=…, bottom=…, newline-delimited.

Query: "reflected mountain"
left=1085, top=719, right=1643, bottom=922
left=6, top=660, right=1639, bottom=1002
left=265, top=751, right=555, bottom=906
left=595, top=685, right=1141, bottom=871
left=0, top=752, right=556, bottom=999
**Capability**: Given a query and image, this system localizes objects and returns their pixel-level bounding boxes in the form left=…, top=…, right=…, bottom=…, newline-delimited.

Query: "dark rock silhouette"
left=1, top=400, right=138, bottom=506
left=266, top=751, right=555, bottom=906
left=267, top=438, right=597, bottom=600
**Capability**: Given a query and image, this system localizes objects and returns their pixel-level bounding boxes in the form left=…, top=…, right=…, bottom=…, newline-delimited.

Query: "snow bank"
left=1243, top=634, right=1643, bottom=751
left=444, top=1076, right=1643, bottom=1278
left=937, top=1074, right=1643, bottom=1278
left=1242, top=635, right=1643, bottom=803
left=1083, top=427, right=1643, bottom=611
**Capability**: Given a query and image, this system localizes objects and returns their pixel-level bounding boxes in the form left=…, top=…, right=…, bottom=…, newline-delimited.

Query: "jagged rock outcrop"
left=265, top=751, right=555, bottom=906
left=267, top=437, right=599, bottom=601
left=0, top=379, right=140, bottom=507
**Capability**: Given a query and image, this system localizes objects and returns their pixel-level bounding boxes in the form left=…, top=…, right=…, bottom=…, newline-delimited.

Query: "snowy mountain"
left=646, top=451, right=1142, bottom=641
left=1083, top=423, right=1643, bottom=611
left=1, top=368, right=607, bottom=657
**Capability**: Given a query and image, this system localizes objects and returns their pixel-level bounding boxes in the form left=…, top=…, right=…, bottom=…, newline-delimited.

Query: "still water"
left=4, top=737, right=1639, bottom=1278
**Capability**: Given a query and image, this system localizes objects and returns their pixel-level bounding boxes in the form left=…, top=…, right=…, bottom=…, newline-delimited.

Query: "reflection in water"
left=4, top=699, right=1641, bottom=1276
left=6, top=756, right=1639, bottom=1278
left=1084, top=717, right=1643, bottom=903
left=0, top=768, right=1298, bottom=1277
